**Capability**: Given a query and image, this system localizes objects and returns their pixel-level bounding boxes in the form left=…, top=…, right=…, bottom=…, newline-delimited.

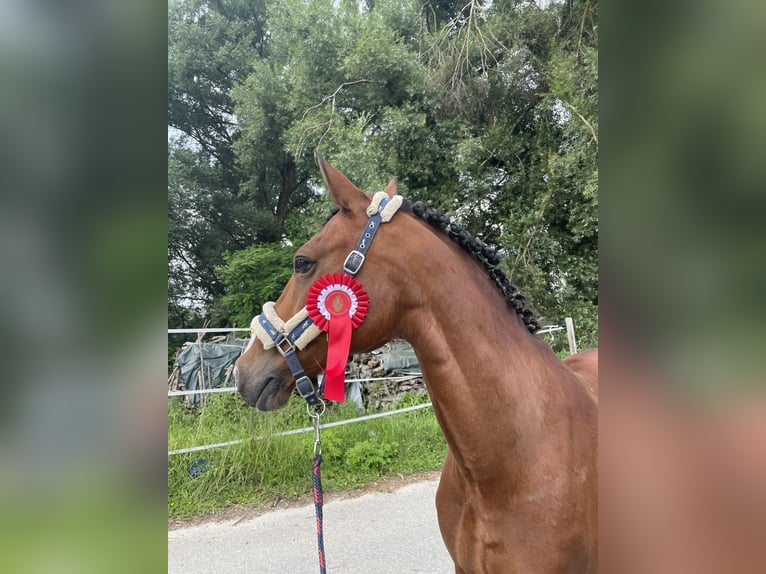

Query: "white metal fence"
left=168, top=401, right=433, bottom=456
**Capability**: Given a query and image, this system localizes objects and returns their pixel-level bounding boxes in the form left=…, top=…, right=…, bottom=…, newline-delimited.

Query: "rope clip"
left=308, top=399, right=325, bottom=456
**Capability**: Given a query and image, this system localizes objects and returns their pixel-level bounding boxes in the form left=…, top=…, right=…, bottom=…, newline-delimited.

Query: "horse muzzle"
left=234, top=353, right=294, bottom=411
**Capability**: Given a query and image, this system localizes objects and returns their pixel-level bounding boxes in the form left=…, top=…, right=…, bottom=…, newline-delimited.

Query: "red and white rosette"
left=306, top=273, right=369, bottom=402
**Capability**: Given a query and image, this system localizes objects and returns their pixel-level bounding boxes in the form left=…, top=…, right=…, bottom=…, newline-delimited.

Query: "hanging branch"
left=560, top=98, right=598, bottom=144
left=421, top=0, right=506, bottom=111
left=295, top=79, right=373, bottom=158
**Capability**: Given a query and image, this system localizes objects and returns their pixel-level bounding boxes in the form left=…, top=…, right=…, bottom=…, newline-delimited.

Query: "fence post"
left=564, top=317, right=577, bottom=355
left=196, top=328, right=206, bottom=406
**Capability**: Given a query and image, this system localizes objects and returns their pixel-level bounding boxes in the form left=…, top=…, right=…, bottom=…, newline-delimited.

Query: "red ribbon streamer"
left=306, top=273, right=369, bottom=402
left=323, top=313, right=352, bottom=401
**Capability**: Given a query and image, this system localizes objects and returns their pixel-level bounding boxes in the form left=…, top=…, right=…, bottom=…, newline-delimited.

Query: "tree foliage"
left=168, top=0, right=312, bottom=326
left=211, top=243, right=295, bottom=327
left=168, top=0, right=598, bottom=348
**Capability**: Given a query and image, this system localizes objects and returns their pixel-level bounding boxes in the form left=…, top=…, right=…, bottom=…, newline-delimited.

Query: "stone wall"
left=347, top=346, right=428, bottom=410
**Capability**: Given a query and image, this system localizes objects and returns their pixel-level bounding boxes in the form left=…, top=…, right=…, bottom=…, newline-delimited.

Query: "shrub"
left=345, top=437, right=399, bottom=473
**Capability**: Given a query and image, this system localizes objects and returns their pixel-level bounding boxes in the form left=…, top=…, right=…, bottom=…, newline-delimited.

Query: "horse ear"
left=383, top=177, right=398, bottom=198
left=315, top=152, right=368, bottom=213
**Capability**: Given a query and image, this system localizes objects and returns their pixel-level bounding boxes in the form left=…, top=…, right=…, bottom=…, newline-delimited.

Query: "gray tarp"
left=173, top=341, right=244, bottom=404
left=374, top=340, right=421, bottom=374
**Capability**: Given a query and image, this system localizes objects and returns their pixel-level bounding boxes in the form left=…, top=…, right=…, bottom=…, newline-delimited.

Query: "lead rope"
left=309, top=401, right=326, bottom=574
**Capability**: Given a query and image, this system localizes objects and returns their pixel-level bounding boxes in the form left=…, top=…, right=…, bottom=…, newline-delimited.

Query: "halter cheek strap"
left=244, top=191, right=402, bottom=405
left=343, top=192, right=402, bottom=275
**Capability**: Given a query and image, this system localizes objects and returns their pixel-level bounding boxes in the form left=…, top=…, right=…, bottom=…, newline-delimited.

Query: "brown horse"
left=235, top=157, right=598, bottom=573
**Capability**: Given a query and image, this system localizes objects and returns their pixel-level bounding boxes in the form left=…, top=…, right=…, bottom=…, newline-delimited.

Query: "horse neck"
left=394, top=232, right=587, bottom=482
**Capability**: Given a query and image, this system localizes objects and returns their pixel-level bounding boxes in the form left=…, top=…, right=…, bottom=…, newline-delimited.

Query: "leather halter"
left=245, top=191, right=403, bottom=406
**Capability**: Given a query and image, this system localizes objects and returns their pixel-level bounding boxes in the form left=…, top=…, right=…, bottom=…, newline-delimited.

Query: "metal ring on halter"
left=307, top=397, right=326, bottom=419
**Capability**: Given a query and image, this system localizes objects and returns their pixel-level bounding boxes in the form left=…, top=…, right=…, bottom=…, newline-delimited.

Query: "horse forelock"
left=320, top=197, right=540, bottom=333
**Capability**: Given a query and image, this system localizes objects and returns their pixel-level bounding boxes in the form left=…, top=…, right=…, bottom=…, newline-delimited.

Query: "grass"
left=168, top=391, right=447, bottom=519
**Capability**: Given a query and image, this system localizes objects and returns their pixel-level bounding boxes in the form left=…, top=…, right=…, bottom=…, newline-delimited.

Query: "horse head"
left=235, top=155, right=410, bottom=411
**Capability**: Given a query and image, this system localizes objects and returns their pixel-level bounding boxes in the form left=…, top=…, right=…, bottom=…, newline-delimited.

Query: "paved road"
left=168, top=478, right=454, bottom=573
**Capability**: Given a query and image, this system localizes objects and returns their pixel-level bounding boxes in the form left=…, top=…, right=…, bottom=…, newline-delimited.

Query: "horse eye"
left=294, top=256, right=315, bottom=274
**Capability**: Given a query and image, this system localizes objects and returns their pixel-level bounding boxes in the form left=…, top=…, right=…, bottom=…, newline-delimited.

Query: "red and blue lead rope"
left=310, top=404, right=326, bottom=574
left=312, top=452, right=326, bottom=574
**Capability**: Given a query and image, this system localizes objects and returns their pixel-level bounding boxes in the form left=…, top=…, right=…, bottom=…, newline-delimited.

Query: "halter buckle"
left=295, top=376, right=322, bottom=407
left=343, top=250, right=365, bottom=275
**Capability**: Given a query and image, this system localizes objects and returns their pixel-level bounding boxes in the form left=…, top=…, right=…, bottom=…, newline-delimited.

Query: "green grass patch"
left=168, top=392, right=447, bottom=519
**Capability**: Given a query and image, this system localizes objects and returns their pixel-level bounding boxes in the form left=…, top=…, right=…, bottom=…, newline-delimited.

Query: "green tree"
left=171, top=0, right=598, bottom=349
left=168, top=0, right=308, bottom=326
left=168, top=0, right=268, bottom=184
left=415, top=0, right=598, bottom=347
left=211, top=243, right=294, bottom=327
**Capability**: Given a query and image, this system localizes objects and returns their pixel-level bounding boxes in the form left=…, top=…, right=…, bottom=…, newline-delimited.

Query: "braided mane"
left=324, top=200, right=539, bottom=333
left=407, top=202, right=539, bottom=334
